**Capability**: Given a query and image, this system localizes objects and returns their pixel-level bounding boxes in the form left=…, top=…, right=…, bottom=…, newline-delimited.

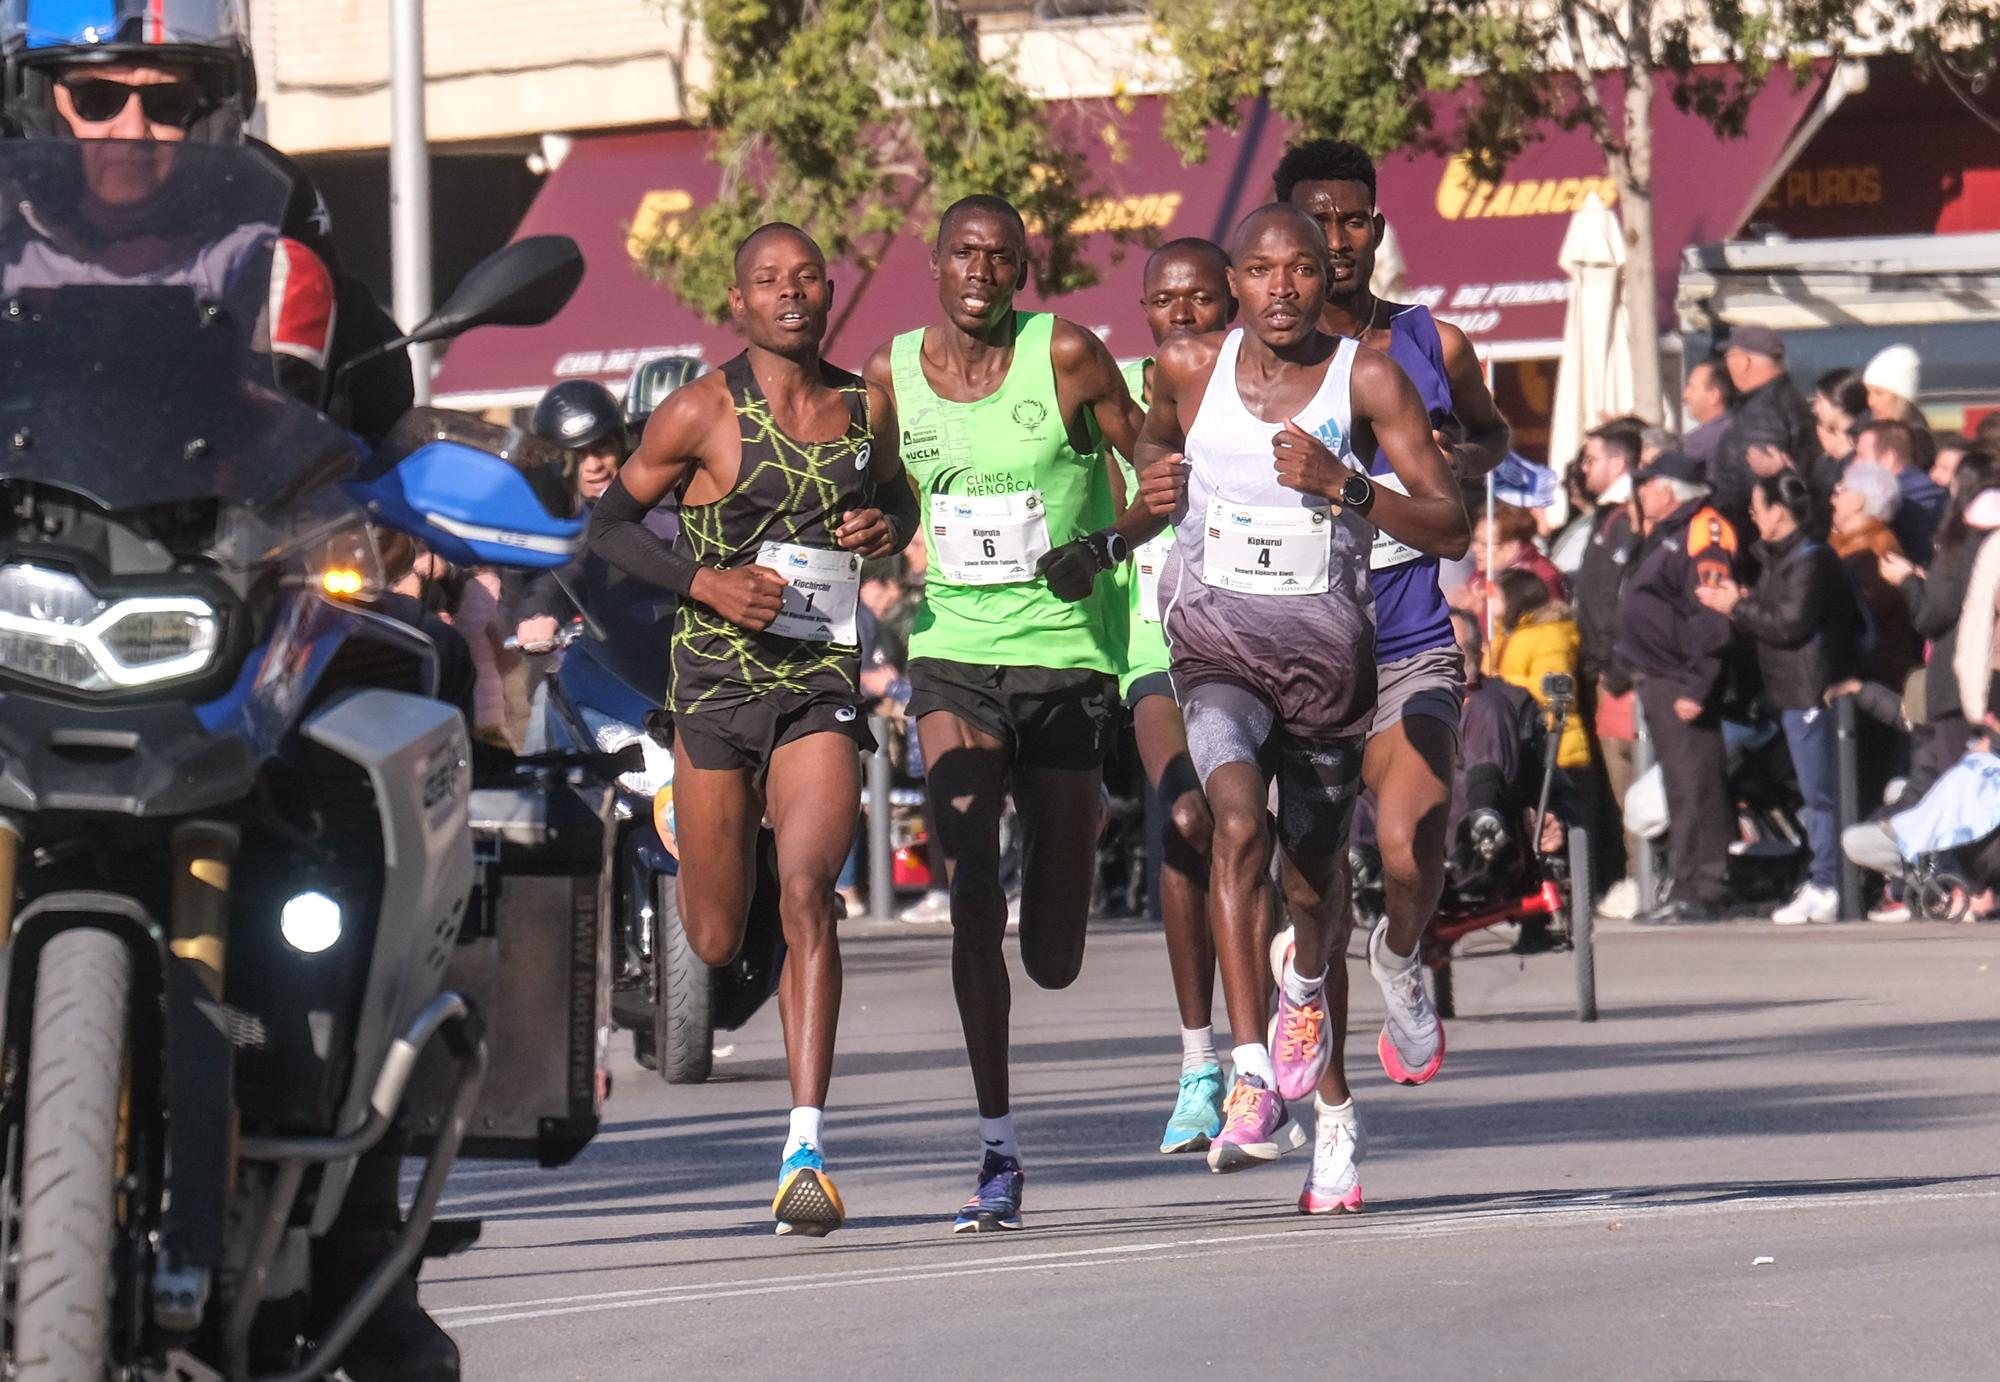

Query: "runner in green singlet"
left=589, top=224, right=916, bottom=1237
left=862, top=195, right=1177, bottom=1233
left=1110, top=240, right=1247, bottom=1156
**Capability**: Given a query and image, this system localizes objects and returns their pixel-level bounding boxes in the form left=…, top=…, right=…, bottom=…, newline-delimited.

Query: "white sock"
left=1313, top=1095, right=1357, bottom=1132
left=1282, top=961, right=1327, bottom=1006
left=979, top=1114, right=1019, bottom=1163
left=1375, top=930, right=1420, bottom=973
left=784, top=1106, right=823, bottom=1159
left=1181, top=1025, right=1218, bottom=1074
left=1232, top=1042, right=1276, bottom=1088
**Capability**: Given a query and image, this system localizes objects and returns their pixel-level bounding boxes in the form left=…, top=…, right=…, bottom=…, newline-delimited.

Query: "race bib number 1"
left=930, top=491, right=1053, bottom=585
left=756, top=541, right=860, bottom=644
left=1135, top=531, right=1173, bottom=622
left=1368, top=472, right=1423, bottom=571
left=1202, top=499, right=1331, bottom=595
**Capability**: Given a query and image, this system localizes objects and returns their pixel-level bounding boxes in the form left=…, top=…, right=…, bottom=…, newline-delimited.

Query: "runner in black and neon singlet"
left=862, top=194, right=1166, bottom=1234
left=590, top=224, right=917, bottom=1238
left=669, top=352, right=874, bottom=722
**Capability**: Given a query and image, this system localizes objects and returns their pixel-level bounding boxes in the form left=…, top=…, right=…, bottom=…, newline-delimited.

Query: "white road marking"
left=432, top=1180, right=2000, bottom=1329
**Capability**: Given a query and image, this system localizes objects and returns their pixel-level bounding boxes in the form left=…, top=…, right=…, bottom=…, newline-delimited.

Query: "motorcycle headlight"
left=0, top=563, right=223, bottom=692
left=578, top=706, right=674, bottom=798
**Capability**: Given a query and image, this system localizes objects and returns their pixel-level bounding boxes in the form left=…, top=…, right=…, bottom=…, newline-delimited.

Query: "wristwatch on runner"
left=1338, top=470, right=1375, bottom=515
left=1086, top=529, right=1130, bottom=571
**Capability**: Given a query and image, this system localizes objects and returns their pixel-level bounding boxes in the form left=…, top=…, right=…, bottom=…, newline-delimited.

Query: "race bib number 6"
left=1202, top=499, right=1332, bottom=595
left=756, top=541, right=861, bottom=644
left=930, top=491, right=1053, bottom=585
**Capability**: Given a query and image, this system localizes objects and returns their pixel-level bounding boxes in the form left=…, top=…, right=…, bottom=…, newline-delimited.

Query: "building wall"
left=249, top=1, right=1152, bottom=154
left=250, top=0, right=709, bottom=152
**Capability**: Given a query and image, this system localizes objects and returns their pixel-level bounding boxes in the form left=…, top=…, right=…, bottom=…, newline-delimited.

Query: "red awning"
left=433, top=72, right=1828, bottom=404
left=1370, top=69, right=1829, bottom=355
left=433, top=100, right=1285, bottom=405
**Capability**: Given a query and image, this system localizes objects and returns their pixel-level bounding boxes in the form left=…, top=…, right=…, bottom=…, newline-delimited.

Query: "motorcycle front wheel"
left=12, top=928, right=130, bottom=1380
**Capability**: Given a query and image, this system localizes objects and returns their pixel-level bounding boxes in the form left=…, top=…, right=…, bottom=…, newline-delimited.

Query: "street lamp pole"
left=390, top=0, right=433, bottom=403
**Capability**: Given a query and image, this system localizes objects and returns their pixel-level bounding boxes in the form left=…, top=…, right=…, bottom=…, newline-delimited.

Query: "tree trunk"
left=1618, top=24, right=1664, bottom=421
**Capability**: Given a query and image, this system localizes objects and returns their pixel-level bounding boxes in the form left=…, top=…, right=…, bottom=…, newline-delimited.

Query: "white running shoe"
left=1298, top=1103, right=1364, bottom=1215
left=1369, top=919, right=1445, bottom=1085
left=899, top=890, right=951, bottom=925
left=1598, top=877, right=1640, bottom=920
left=1268, top=923, right=1296, bottom=987
left=1774, top=883, right=1839, bottom=926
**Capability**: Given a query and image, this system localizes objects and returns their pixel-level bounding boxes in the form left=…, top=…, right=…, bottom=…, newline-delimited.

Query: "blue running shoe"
left=773, top=1143, right=845, bottom=1238
left=952, top=1151, right=1025, bottom=1234
left=1160, top=1064, right=1225, bottom=1154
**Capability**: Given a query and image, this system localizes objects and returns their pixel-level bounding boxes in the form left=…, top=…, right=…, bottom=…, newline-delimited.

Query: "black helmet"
left=532, top=380, right=626, bottom=456
left=624, top=354, right=705, bottom=430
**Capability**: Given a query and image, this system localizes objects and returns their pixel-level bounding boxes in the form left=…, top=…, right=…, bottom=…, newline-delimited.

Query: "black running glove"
left=1036, top=530, right=1123, bottom=603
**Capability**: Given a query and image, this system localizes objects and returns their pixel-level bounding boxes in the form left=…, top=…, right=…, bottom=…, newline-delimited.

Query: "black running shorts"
left=672, top=687, right=877, bottom=773
left=907, top=658, right=1118, bottom=769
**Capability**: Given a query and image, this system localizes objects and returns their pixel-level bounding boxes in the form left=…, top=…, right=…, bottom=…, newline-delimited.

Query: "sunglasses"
left=60, top=78, right=210, bottom=129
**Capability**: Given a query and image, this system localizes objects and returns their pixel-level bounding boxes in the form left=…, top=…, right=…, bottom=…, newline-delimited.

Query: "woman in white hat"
left=1863, top=343, right=1936, bottom=469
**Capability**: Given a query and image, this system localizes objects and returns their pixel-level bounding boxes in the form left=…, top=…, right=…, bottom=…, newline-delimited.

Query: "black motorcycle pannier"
left=407, top=779, right=614, bottom=1167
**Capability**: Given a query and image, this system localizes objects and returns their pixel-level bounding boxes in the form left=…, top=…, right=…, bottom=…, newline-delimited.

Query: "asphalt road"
left=422, top=917, right=2000, bottom=1381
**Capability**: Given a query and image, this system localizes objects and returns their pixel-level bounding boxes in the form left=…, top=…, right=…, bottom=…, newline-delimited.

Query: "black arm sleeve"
left=879, top=471, right=920, bottom=553
left=588, top=474, right=701, bottom=598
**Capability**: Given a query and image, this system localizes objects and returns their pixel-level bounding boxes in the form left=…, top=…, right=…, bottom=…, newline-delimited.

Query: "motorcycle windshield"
left=0, top=140, right=355, bottom=514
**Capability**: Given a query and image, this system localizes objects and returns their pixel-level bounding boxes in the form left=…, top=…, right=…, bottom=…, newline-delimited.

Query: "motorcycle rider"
left=1, top=5, right=452, bottom=1377
left=514, top=379, right=679, bottom=749
left=515, top=379, right=642, bottom=650
left=2, top=0, right=414, bottom=438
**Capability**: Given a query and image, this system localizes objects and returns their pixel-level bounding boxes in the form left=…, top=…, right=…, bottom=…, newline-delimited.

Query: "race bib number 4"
left=1135, top=531, right=1173, bottom=622
left=756, top=541, right=860, bottom=644
left=1202, top=499, right=1331, bottom=595
left=1368, top=472, right=1423, bottom=571
left=930, top=491, right=1052, bottom=585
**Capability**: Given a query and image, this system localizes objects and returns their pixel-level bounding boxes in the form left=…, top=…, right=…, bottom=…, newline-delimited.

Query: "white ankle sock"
left=784, top=1106, right=823, bottom=1159
left=1181, top=1025, right=1218, bottom=1074
left=1282, top=961, right=1327, bottom=1006
left=979, top=1114, right=1019, bottom=1162
left=1313, top=1095, right=1357, bottom=1131
left=1232, top=1042, right=1276, bottom=1088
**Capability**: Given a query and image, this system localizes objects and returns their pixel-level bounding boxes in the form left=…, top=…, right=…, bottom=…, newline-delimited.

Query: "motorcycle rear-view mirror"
left=409, top=236, right=585, bottom=345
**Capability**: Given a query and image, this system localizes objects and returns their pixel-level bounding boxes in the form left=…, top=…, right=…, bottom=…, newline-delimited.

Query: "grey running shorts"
left=1181, top=680, right=1364, bottom=855
left=1369, top=644, right=1465, bottom=746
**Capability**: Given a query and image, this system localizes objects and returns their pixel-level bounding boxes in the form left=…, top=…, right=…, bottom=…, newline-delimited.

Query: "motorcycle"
left=0, top=140, right=589, bottom=1379
left=522, top=589, right=786, bottom=1085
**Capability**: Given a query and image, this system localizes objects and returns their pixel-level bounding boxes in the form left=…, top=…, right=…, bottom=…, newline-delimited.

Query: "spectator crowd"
left=1497, top=333, right=2000, bottom=926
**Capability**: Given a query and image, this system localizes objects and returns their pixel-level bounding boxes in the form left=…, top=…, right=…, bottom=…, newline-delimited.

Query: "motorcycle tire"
left=12, top=928, right=130, bottom=1381
left=1569, top=825, right=1597, bottom=1022
left=651, top=875, right=715, bottom=1085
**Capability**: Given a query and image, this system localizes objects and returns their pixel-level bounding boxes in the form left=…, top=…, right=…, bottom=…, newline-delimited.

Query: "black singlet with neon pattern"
left=669, top=352, right=874, bottom=714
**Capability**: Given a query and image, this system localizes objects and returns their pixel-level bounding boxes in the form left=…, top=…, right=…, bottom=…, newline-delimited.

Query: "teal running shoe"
left=1159, top=1063, right=1225, bottom=1154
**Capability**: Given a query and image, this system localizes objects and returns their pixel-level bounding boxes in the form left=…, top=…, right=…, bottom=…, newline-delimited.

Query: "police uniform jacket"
left=1613, top=498, right=1740, bottom=707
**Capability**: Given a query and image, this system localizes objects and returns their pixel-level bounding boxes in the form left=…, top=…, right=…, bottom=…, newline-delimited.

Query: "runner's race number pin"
left=1201, top=498, right=1331, bottom=595
left=757, top=540, right=861, bottom=643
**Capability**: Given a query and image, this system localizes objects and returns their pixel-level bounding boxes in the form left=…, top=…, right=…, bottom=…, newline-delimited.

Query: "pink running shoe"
left=1369, top=919, right=1445, bottom=1085
left=1271, top=984, right=1331, bottom=1102
left=1205, top=1073, right=1306, bottom=1173
left=1298, top=1106, right=1364, bottom=1215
